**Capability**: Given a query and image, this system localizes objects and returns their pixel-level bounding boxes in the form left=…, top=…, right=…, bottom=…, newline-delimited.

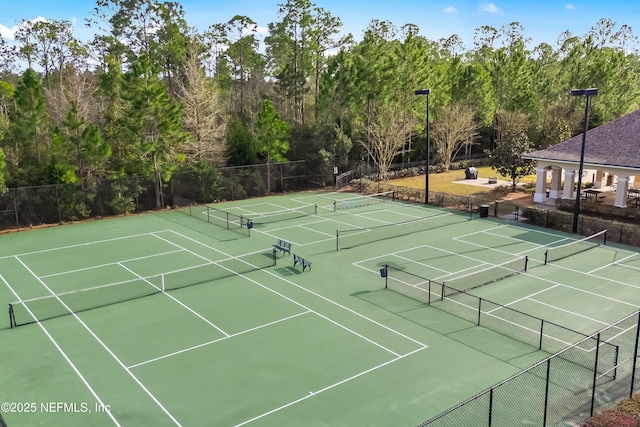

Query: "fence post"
left=543, top=358, right=551, bottom=426
left=488, top=388, right=494, bottom=427
left=12, top=188, right=19, bottom=230
left=590, top=333, right=601, bottom=417
left=630, top=310, right=640, bottom=397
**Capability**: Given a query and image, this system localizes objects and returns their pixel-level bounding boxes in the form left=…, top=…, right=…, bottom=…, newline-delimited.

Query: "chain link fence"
left=0, top=161, right=330, bottom=232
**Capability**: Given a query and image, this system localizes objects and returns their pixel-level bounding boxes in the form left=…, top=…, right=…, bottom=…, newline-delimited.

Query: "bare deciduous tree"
left=362, top=103, right=414, bottom=180
left=176, top=42, right=226, bottom=165
left=431, top=103, right=480, bottom=170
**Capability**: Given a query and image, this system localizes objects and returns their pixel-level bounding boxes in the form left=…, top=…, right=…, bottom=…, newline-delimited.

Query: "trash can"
left=479, top=204, right=489, bottom=218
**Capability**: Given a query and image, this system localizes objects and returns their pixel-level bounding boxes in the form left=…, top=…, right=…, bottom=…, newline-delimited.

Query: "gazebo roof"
left=523, top=109, right=640, bottom=169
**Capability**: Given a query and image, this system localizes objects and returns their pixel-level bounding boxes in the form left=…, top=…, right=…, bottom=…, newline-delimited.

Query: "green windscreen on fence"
left=9, top=249, right=275, bottom=328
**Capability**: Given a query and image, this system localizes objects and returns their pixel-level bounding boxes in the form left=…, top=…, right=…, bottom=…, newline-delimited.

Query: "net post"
left=240, top=215, right=244, bottom=227
left=8, top=303, right=15, bottom=329
left=207, top=206, right=210, bottom=223
left=314, top=204, right=318, bottom=215
left=524, top=256, right=528, bottom=273
left=272, top=247, right=277, bottom=267
left=544, top=250, right=548, bottom=265
left=336, top=230, right=339, bottom=251
left=333, top=200, right=337, bottom=212
left=477, top=298, right=482, bottom=326
left=441, top=282, right=445, bottom=301
left=189, top=204, right=192, bottom=216
left=384, top=265, right=388, bottom=288
left=428, top=280, right=431, bottom=306
left=226, top=212, right=229, bottom=229
left=161, top=274, right=165, bottom=292
left=603, top=229, right=607, bottom=245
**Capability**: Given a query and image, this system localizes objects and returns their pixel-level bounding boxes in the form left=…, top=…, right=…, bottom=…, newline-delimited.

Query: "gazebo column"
left=533, top=167, right=548, bottom=202
left=549, top=167, right=562, bottom=198
left=562, top=171, right=576, bottom=199
left=594, top=170, right=606, bottom=189
left=614, top=176, right=630, bottom=208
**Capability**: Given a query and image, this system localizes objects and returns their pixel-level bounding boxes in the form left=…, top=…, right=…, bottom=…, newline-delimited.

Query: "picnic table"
left=582, top=189, right=605, bottom=202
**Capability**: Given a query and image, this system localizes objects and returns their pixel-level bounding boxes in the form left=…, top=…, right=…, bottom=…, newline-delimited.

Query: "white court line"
left=0, top=230, right=172, bottom=260
left=2, top=274, right=121, bottom=426
left=527, top=297, right=625, bottom=329
left=128, top=311, right=311, bottom=369
left=297, top=225, right=336, bottom=238
left=154, top=231, right=403, bottom=356
left=452, top=224, right=508, bottom=239
left=233, top=346, right=426, bottom=427
left=486, top=284, right=561, bottom=314
left=40, top=249, right=184, bottom=278
left=117, top=262, right=230, bottom=337
left=452, top=236, right=530, bottom=258
left=459, top=228, right=639, bottom=292
left=14, top=256, right=182, bottom=426
left=168, top=230, right=427, bottom=349
left=588, top=253, right=638, bottom=274
left=391, top=254, right=453, bottom=275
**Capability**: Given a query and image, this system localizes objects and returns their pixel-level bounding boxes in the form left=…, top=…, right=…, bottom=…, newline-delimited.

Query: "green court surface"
left=1, top=191, right=638, bottom=426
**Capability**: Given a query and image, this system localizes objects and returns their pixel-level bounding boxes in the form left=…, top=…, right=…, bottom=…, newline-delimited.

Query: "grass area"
left=391, top=166, right=535, bottom=198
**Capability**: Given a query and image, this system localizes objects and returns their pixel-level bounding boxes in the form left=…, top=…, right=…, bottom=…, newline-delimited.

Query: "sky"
left=1, top=0, right=640, bottom=50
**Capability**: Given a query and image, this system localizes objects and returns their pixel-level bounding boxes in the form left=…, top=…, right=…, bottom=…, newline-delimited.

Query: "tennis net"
left=336, top=212, right=455, bottom=250
left=443, top=257, right=528, bottom=296
left=249, top=204, right=317, bottom=225
left=8, top=249, right=276, bottom=328
left=174, top=196, right=248, bottom=236
left=333, top=191, right=395, bottom=211
left=382, top=265, right=619, bottom=377
left=544, top=229, right=607, bottom=264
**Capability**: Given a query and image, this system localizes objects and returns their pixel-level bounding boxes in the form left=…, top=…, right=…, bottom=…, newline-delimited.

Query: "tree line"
left=0, top=0, right=639, bottom=206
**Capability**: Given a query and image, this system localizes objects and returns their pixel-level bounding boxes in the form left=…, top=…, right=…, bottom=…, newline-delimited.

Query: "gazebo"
left=523, top=110, right=640, bottom=208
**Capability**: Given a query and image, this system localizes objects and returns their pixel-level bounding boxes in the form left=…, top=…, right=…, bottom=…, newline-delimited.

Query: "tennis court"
left=1, top=190, right=639, bottom=426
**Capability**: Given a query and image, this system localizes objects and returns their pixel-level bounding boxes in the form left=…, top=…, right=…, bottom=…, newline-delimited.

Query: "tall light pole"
left=415, top=89, right=431, bottom=204
left=570, top=87, right=598, bottom=234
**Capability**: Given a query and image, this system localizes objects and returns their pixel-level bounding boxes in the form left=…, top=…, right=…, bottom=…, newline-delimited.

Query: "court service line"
left=1, top=275, right=121, bottom=427
left=234, top=346, right=426, bottom=427
left=117, top=262, right=230, bottom=337
left=451, top=236, right=530, bottom=258
left=0, top=230, right=173, bottom=260
left=128, top=311, right=311, bottom=369
left=150, top=234, right=402, bottom=357
left=451, top=224, right=508, bottom=239
left=40, top=249, right=184, bottom=278
left=527, top=297, right=624, bottom=329
left=14, top=256, right=183, bottom=427
left=463, top=233, right=639, bottom=292
left=486, top=284, right=561, bottom=314
left=166, top=230, right=428, bottom=349
left=588, top=253, right=638, bottom=274
left=391, top=254, right=453, bottom=275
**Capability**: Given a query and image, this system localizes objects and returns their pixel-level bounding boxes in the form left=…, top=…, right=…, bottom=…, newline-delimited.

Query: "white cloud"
left=256, top=26, right=268, bottom=35
left=444, top=6, right=458, bottom=13
left=0, top=17, right=47, bottom=40
left=565, top=4, right=576, bottom=10
left=479, top=3, right=504, bottom=14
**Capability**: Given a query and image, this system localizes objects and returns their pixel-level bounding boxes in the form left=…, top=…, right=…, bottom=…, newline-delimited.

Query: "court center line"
left=233, top=346, right=426, bottom=427
left=588, top=253, right=638, bottom=274
left=166, top=229, right=427, bottom=349
left=127, top=311, right=312, bottom=369
left=117, top=262, right=231, bottom=337
left=152, top=234, right=402, bottom=357
left=40, top=249, right=184, bottom=278
left=14, top=256, right=183, bottom=426
left=486, top=284, right=561, bottom=314
left=527, top=297, right=625, bottom=329
left=1, top=274, right=121, bottom=427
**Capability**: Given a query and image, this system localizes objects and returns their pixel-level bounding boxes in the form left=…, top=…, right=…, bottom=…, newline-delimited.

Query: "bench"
left=272, top=239, right=291, bottom=256
left=293, top=254, right=312, bottom=271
